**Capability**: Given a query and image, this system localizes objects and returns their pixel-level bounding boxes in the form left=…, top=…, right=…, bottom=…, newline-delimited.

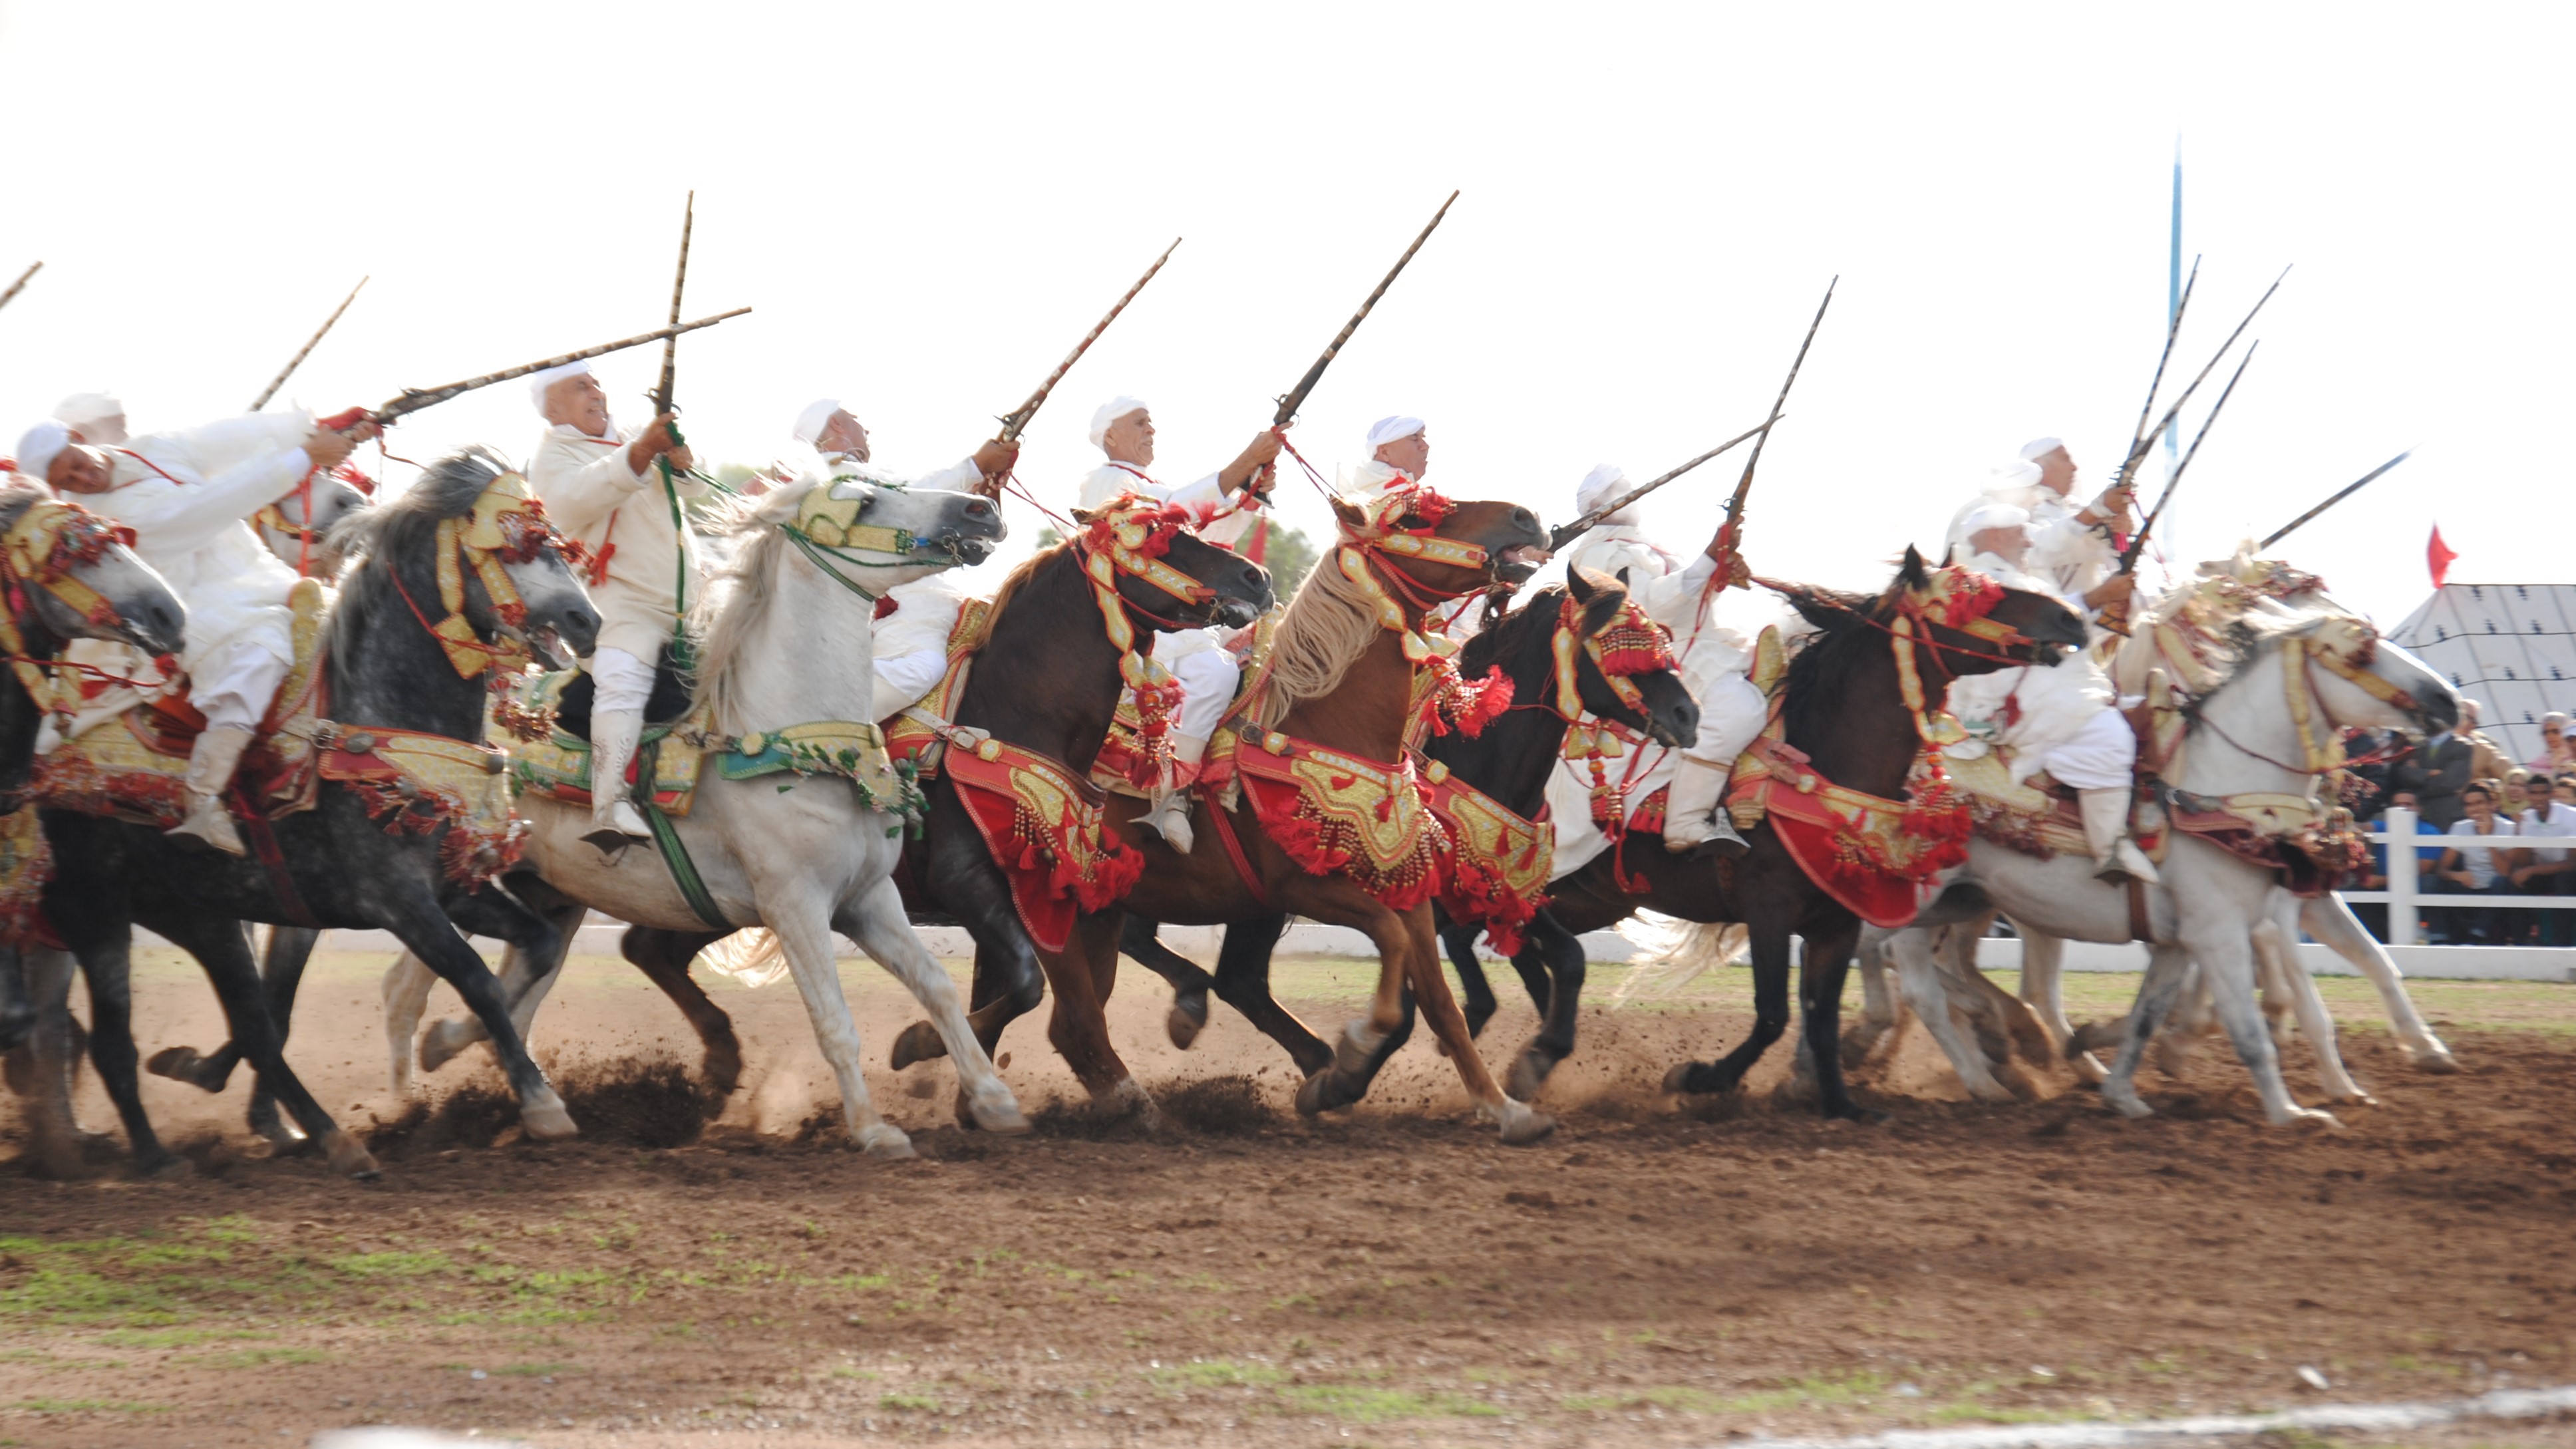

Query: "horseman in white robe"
left=1944, top=498, right=2158, bottom=883
left=53, top=392, right=128, bottom=446
left=1078, top=397, right=1280, bottom=852
left=1945, top=436, right=2135, bottom=600
left=785, top=400, right=1017, bottom=728
left=1564, top=464, right=1764, bottom=854
left=15, top=412, right=367, bottom=854
left=522, top=361, right=699, bottom=852
left=1341, top=414, right=1429, bottom=500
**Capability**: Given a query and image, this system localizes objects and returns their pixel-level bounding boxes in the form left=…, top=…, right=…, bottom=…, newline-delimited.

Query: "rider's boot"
left=583, top=708, right=653, bottom=856
left=2080, top=786, right=2160, bottom=885
left=1137, top=732, right=1206, bottom=855
left=167, top=724, right=255, bottom=856
left=1660, top=754, right=1747, bottom=857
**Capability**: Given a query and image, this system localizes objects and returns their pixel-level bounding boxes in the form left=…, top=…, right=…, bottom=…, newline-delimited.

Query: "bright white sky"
left=1, top=2, right=2565, bottom=632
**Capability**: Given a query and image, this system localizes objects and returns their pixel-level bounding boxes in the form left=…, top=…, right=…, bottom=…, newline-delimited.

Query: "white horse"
left=1866, top=603, right=2455, bottom=1126
left=379, top=472, right=1029, bottom=1156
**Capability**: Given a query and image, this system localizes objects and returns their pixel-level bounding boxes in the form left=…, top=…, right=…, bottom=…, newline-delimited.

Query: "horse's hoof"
left=2411, top=1047, right=2462, bottom=1075
left=1663, top=1060, right=1723, bottom=1095
left=858, top=1124, right=917, bottom=1160
left=1167, top=995, right=1209, bottom=1050
left=1506, top=1047, right=1555, bottom=1102
left=2103, top=1086, right=2155, bottom=1120
left=888, top=1021, right=947, bottom=1070
left=146, top=1045, right=216, bottom=1090
left=1966, top=1077, right=2016, bottom=1105
left=1095, top=1078, right=1162, bottom=1129
left=703, top=1042, right=744, bottom=1098
left=966, top=1084, right=1031, bottom=1136
left=1332, top=1019, right=1385, bottom=1075
left=418, top=1019, right=478, bottom=1074
left=131, top=1150, right=191, bottom=1181
left=1294, top=1069, right=1357, bottom=1118
left=1483, top=1098, right=1557, bottom=1146
left=2280, top=1107, right=2344, bottom=1132
left=320, top=1131, right=383, bottom=1181
left=520, top=1098, right=579, bottom=1142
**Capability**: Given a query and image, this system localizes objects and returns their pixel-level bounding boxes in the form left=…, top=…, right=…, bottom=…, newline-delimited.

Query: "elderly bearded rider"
left=1079, top=397, right=1281, bottom=852
left=13, top=412, right=370, bottom=854
left=1945, top=496, right=2157, bottom=882
left=524, top=361, right=703, bottom=852
left=1343, top=414, right=1430, bottom=500
left=1565, top=464, right=1762, bottom=854
left=790, top=398, right=1018, bottom=736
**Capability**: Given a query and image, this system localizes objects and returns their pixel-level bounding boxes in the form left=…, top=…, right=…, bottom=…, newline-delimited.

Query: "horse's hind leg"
left=623, top=927, right=741, bottom=1096
left=840, top=878, right=1026, bottom=1136
left=1505, top=913, right=1587, bottom=1100
left=1120, top=917, right=1216, bottom=1050
left=243, top=927, right=321, bottom=1150
left=1209, top=914, right=1332, bottom=1078
left=2103, top=944, right=2193, bottom=1118
left=2015, top=926, right=2101, bottom=1081
left=2257, top=908, right=2369, bottom=1106
left=0, top=944, right=31, bottom=1052
left=10, top=947, right=105, bottom=1178
left=390, top=888, right=573, bottom=1140
left=1891, top=926, right=2012, bottom=1102
left=1667, top=911, right=1794, bottom=1096
left=2301, top=892, right=2457, bottom=1071
left=420, top=893, right=583, bottom=1074
left=379, top=950, right=439, bottom=1097
left=1438, top=917, right=1504, bottom=1041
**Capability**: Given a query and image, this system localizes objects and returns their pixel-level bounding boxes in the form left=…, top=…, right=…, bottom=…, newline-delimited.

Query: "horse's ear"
left=1615, top=565, right=1633, bottom=587
left=1070, top=505, right=1098, bottom=526
left=1575, top=566, right=1628, bottom=631
left=1566, top=565, right=1598, bottom=603
left=1328, top=496, right=1368, bottom=533
left=1899, top=544, right=1931, bottom=592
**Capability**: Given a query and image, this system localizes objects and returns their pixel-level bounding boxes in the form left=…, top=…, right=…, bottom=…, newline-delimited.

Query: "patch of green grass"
left=1277, top=1385, right=1499, bottom=1422
left=11, top=1398, right=167, bottom=1414
left=329, top=1250, right=452, bottom=1279
left=92, top=1327, right=261, bottom=1350
left=1925, top=1402, right=2088, bottom=1426
left=494, top=1362, right=573, bottom=1376
left=878, top=1392, right=945, bottom=1412
left=1146, top=1359, right=1288, bottom=1392
left=826, top=1366, right=878, bottom=1381
left=1567, top=1371, right=1887, bottom=1416
left=178, top=1347, right=327, bottom=1369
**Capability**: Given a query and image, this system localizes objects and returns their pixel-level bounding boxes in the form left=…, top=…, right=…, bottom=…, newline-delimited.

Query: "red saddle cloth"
left=1417, top=758, right=1549, bottom=956
left=1726, top=733, right=1972, bottom=929
left=943, top=739, right=1144, bottom=953
left=1231, top=724, right=1448, bottom=914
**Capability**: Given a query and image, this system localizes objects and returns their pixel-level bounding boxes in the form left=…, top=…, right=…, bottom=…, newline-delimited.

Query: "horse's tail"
left=1609, top=913, right=1748, bottom=1005
left=697, top=929, right=790, bottom=989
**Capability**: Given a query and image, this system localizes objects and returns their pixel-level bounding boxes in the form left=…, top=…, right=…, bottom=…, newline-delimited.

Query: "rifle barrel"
left=249, top=275, right=369, bottom=412
left=1271, top=191, right=1459, bottom=427
left=2123, top=255, right=2199, bottom=461
left=0, top=261, right=41, bottom=314
left=1547, top=421, right=1773, bottom=552
left=369, top=308, right=750, bottom=424
left=655, top=192, right=695, bottom=418
left=1713, top=276, right=1836, bottom=560
left=997, top=238, right=1181, bottom=443
left=2122, top=341, right=2259, bottom=569
left=2258, top=450, right=2413, bottom=550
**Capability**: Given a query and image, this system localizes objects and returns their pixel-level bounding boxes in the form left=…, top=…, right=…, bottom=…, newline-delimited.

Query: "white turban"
left=794, top=398, right=843, bottom=446
left=13, top=420, right=71, bottom=482
left=1088, top=396, right=1148, bottom=450
left=1366, top=414, right=1425, bottom=450
left=1959, top=500, right=2031, bottom=540
left=53, top=392, right=124, bottom=429
left=1575, top=464, right=1631, bottom=518
left=1989, top=458, right=2044, bottom=492
left=2019, top=436, right=2066, bottom=462
left=528, top=361, right=594, bottom=414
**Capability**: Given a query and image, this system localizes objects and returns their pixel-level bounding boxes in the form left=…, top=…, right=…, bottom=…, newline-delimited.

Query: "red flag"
left=1241, top=514, right=1269, bottom=565
left=2428, top=524, right=2458, bottom=589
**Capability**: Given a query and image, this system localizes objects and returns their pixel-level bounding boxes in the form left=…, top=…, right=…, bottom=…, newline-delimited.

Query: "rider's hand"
left=303, top=428, right=359, bottom=471
left=2084, top=573, right=2137, bottom=609
left=971, top=438, right=1019, bottom=478
left=626, top=414, right=681, bottom=474
left=2083, top=484, right=2136, bottom=527
left=667, top=444, right=695, bottom=474
left=1724, top=553, right=1751, bottom=589
left=1242, top=431, right=1284, bottom=468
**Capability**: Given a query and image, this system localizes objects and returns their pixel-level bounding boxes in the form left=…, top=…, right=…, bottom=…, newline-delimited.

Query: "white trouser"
left=2038, top=707, right=2137, bottom=790
left=589, top=646, right=657, bottom=719
left=1683, top=671, right=1768, bottom=769
left=190, top=634, right=291, bottom=733
left=1172, top=646, right=1240, bottom=741
left=872, top=645, right=949, bottom=725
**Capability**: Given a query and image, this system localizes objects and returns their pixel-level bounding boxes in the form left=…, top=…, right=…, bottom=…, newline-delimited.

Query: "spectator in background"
left=2516, top=776, right=2576, bottom=947
left=2529, top=713, right=2573, bottom=772
left=2503, top=768, right=2535, bottom=817
left=2460, top=701, right=2514, bottom=786
left=2397, top=721, right=2476, bottom=829
left=2354, top=788, right=2447, bottom=942
left=2432, top=781, right=2520, bottom=944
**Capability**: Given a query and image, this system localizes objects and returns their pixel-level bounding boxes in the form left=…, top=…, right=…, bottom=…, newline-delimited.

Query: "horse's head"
left=1072, top=496, right=1274, bottom=634
left=785, top=474, right=1007, bottom=593
left=332, top=449, right=601, bottom=671
left=1328, top=484, right=1551, bottom=605
left=2286, top=613, right=2458, bottom=737
left=269, top=465, right=375, bottom=579
left=1561, top=566, right=1698, bottom=748
left=0, top=485, right=185, bottom=659
left=1814, top=545, right=2086, bottom=681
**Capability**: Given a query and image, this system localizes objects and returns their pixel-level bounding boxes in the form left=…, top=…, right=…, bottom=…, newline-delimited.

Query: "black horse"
left=13, top=450, right=601, bottom=1178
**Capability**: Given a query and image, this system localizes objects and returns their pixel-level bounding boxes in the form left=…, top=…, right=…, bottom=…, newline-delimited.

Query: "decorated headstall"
left=780, top=475, right=946, bottom=599
left=1551, top=589, right=1676, bottom=721
left=2282, top=614, right=2418, bottom=774
left=0, top=499, right=148, bottom=722
left=1336, top=483, right=1512, bottom=739
left=1881, top=564, right=2025, bottom=748
left=414, top=470, right=571, bottom=679
left=255, top=461, right=376, bottom=578
left=1073, top=493, right=1215, bottom=787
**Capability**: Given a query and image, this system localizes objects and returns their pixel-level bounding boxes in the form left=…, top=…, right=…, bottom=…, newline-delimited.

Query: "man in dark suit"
left=2397, top=728, right=2476, bottom=829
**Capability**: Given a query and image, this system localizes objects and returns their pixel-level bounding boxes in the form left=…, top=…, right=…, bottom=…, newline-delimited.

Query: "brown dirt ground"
left=3, top=949, right=2573, bottom=1448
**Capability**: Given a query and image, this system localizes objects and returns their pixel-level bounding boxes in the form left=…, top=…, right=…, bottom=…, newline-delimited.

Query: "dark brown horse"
left=892, top=490, right=1561, bottom=1139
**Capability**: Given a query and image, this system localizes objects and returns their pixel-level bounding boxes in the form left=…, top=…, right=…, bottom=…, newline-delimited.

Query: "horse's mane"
left=1775, top=584, right=1885, bottom=740
left=960, top=541, right=1073, bottom=657
left=687, top=476, right=829, bottom=735
left=0, top=483, right=49, bottom=530
left=1257, top=543, right=1382, bottom=728
left=1458, top=584, right=1564, bottom=678
left=324, top=448, right=510, bottom=663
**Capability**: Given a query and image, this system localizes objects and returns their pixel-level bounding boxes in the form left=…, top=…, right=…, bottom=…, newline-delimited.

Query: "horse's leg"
left=1120, top=917, right=1216, bottom=1050
left=378, top=949, right=440, bottom=1097
left=1437, top=919, right=1503, bottom=1041
left=1666, top=911, right=1794, bottom=1095
left=419, top=895, right=582, bottom=1073
left=2154, top=961, right=2213, bottom=1080
left=1796, top=921, right=1871, bottom=1121
left=1391, top=903, right=1549, bottom=1141
left=2013, top=924, right=2101, bottom=1081
left=242, top=928, right=320, bottom=1150
left=2102, top=943, right=2193, bottom=1118
left=1891, top=926, right=2012, bottom=1102
left=838, top=877, right=1027, bottom=1135
left=1206, top=913, right=1333, bottom=1076
left=895, top=826, right=1045, bottom=1068
left=44, top=879, right=172, bottom=1176
left=1505, top=914, right=1587, bottom=1100
left=11, top=947, right=104, bottom=1178
left=622, top=927, right=742, bottom=1096
left=2257, top=905, right=2371, bottom=1106
left=754, top=890, right=912, bottom=1158
left=146, top=911, right=377, bottom=1179
left=2186, top=909, right=2334, bottom=1128
left=385, top=889, right=573, bottom=1139
left=1846, top=927, right=1901, bottom=1069
left=2300, top=893, right=2457, bottom=1072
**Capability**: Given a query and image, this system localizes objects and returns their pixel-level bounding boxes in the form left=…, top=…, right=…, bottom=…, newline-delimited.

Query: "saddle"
left=506, top=643, right=714, bottom=818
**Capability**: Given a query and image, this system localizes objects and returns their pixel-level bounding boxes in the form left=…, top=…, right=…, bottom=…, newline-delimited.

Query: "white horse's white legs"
left=2103, top=943, right=2194, bottom=1117
left=2253, top=903, right=2372, bottom=1104
left=380, top=953, right=439, bottom=1096
left=1889, top=927, right=2014, bottom=1101
left=838, top=877, right=1027, bottom=1134
left=2300, top=892, right=2458, bottom=1071
left=754, top=891, right=909, bottom=1158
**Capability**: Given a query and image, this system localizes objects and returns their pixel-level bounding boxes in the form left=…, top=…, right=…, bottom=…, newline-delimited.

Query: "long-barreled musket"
left=0, top=261, right=40, bottom=315
left=1547, top=421, right=1774, bottom=553
left=2259, top=450, right=2414, bottom=550
left=1269, top=191, right=1458, bottom=428
left=1710, top=277, right=1836, bottom=566
left=2110, top=255, right=2198, bottom=476
left=2104, top=264, right=2287, bottom=500
left=357, top=309, right=750, bottom=426
left=249, top=275, right=368, bottom=411
left=651, top=192, right=694, bottom=426
left=996, top=238, right=1180, bottom=443
left=2095, top=343, right=2258, bottom=636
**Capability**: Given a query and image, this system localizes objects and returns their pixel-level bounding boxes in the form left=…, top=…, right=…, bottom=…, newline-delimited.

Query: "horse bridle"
left=1551, top=590, right=1676, bottom=723
left=386, top=470, right=574, bottom=680
left=0, top=499, right=147, bottom=721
